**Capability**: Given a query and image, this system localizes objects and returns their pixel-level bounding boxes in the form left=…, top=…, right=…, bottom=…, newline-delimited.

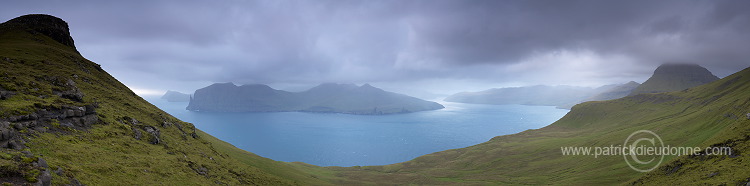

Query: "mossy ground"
left=0, top=21, right=330, bottom=185
left=329, top=67, right=750, bottom=185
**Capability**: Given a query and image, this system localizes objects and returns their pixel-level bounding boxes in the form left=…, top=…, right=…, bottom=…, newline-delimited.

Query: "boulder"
left=55, top=79, right=84, bottom=102
left=143, top=126, right=161, bottom=144
left=197, top=167, right=208, bottom=175
left=0, top=88, right=14, bottom=100
left=36, top=169, right=51, bottom=186
left=54, top=167, right=63, bottom=176
left=60, top=121, right=74, bottom=128
left=8, top=139, right=24, bottom=150
left=84, top=104, right=96, bottom=114
left=0, top=128, right=12, bottom=141
left=65, top=110, right=75, bottom=118
left=132, top=128, right=142, bottom=140
left=80, top=114, right=98, bottom=127
left=37, top=157, right=48, bottom=168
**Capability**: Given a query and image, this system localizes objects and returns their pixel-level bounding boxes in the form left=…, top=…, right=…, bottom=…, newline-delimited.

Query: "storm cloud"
left=2, top=0, right=749, bottom=95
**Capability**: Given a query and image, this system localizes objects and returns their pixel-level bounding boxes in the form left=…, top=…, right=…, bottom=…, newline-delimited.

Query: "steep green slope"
left=330, top=66, right=750, bottom=185
left=0, top=14, right=331, bottom=185
left=3, top=13, right=748, bottom=186
left=630, top=67, right=750, bottom=184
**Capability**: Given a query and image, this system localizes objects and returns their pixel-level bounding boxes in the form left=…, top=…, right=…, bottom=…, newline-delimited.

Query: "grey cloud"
left=1, top=0, right=749, bottom=95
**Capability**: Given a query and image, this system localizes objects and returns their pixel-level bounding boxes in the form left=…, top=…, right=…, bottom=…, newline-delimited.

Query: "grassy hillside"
left=330, top=66, right=750, bottom=185
left=0, top=14, right=331, bottom=185
left=2, top=14, right=748, bottom=185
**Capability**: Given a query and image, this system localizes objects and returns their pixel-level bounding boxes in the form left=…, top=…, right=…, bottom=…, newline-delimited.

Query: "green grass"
left=328, top=67, right=750, bottom=185
left=2, top=14, right=749, bottom=185
left=0, top=17, right=323, bottom=185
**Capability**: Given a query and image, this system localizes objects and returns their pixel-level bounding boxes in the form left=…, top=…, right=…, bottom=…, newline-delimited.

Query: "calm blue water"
left=144, top=96, right=569, bottom=167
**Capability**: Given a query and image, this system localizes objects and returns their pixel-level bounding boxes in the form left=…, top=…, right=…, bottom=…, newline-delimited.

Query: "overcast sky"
left=2, top=0, right=749, bottom=97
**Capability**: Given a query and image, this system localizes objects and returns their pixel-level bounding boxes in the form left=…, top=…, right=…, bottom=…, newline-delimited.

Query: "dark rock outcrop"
left=0, top=104, right=99, bottom=150
left=0, top=73, right=98, bottom=150
left=143, top=126, right=161, bottom=144
left=1, top=14, right=77, bottom=52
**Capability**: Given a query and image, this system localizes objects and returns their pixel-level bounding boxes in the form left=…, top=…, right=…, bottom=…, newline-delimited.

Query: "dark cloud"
left=1, top=0, right=749, bottom=95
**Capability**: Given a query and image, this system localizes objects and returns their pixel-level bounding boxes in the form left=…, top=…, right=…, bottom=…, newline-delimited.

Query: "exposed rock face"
left=0, top=104, right=99, bottom=150
left=629, top=64, right=719, bottom=96
left=1, top=14, right=77, bottom=52
left=187, top=83, right=444, bottom=114
left=161, top=90, right=191, bottom=102
left=143, top=126, right=161, bottom=145
left=121, top=115, right=196, bottom=144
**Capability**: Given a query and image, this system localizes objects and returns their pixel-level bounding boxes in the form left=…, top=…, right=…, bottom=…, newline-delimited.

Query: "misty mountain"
left=160, top=90, right=190, bottom=102
left=444, top=85, right=612, bottom=108
left=554, top=81, right=641, bottom=109
left=446, top=64, right=719, bottom=109
left=584, top=81, right=640, bottom=102
left=186, top=83, right=444, bottom=114
left=628, top=64, right=719, bottom=96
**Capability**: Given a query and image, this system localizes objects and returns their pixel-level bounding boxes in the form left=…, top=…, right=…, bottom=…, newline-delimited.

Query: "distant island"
left=186, top=83, right=444, bottom=114
left=445, top=64, right=718, bottom=109
left=160, top=90, right=191, bottom=102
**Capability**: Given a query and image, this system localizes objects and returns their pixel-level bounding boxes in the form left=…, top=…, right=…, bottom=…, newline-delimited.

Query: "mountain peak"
left=2, top=14, right=77, bottom=51
left=207, top=82, right=237, bottom=88
left=239, top=84, right=273, bottom=89
left=653, top=63, right=714, bottom=76
left=629, top=63, right=719, bottom=95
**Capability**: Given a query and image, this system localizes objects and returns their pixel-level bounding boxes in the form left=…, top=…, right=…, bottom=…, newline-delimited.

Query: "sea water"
left=145, top=97, right=568, bottom=167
